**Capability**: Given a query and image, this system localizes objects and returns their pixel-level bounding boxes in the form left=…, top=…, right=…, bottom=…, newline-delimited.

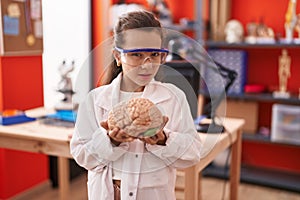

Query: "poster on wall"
left=0, top=0, right=43, bottom=55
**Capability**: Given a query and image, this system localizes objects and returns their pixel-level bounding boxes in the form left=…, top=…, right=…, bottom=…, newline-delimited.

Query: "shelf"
left=199, top=0, right=300, bottom=190
left=202, top=164, right=300, bottom=193
left=200, top=91, right=300, bottom=104
left=163, top=23, right=199, bottom=32
left=242, top=133, right=271, bottom=143
left=242, top=133, right=300, bottom=147
left=205, top=41, right=300, bottom=49
left=227, top=93, right=300, bottom=104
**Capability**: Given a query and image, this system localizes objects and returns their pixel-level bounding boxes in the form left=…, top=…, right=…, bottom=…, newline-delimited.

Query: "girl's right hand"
left=100, top=121, right=135, bottom=146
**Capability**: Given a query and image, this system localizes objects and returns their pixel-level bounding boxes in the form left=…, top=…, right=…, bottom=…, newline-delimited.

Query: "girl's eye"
left=151, top=52, right=160, bottom=57
left=129, top=53, right=142, bottom=57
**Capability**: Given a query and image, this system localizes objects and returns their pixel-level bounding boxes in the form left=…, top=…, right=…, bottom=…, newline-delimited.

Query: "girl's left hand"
left=140, top=116, right=169, bottom=145
left=100, top=120, right=135, bottom=146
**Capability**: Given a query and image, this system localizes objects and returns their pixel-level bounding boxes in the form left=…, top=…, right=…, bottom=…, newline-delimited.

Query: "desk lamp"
left=191, top=50, right=237, bottom=133
left=161, top=30, right=238, bottom=133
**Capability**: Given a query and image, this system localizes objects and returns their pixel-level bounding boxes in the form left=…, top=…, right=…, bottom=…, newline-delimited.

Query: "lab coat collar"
left=95, top=73, right=171, bottom=111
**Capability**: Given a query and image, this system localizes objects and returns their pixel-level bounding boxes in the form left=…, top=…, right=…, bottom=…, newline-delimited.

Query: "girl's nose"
left=141, top=61, right=153, bottom=69
left=142, top=56, right=152, bottom=64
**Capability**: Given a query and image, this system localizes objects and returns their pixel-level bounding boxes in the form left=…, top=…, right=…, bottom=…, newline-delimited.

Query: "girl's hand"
left=100, top=121, right=135, bottom=146
left=140, top=116, right=169, bottom=145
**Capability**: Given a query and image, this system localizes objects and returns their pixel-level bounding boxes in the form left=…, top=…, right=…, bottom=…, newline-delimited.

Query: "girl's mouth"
left=138, top=74, right=152, bottom=80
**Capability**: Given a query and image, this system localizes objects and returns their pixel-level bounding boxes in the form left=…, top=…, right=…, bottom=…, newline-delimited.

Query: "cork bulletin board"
left=0, top=0, right=43, bottom=55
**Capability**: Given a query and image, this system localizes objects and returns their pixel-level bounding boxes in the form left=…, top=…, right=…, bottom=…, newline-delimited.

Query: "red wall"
left=0, top=56, right=44, bottom=110
left=230, top=0, right=300, bottom=173
left=0, top=150, right=48, bottom=199
left=246, top=48, right=300, bottom=94
left=93, top=0, right=300, bottom=174
left=0, top=56, right=48, bottom=199
left=242, top=141, right=300, bottom=174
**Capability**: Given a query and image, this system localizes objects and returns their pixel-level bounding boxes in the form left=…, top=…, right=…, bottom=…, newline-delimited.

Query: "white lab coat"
left=70, top=74, right=202, bottom=200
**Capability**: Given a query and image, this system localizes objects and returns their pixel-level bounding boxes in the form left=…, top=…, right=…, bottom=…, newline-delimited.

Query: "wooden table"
left=0, top=108, right=244, bottom=200
left=0, top=109, right=73, bottom=200
left=178, top=118, right=245, bottom=200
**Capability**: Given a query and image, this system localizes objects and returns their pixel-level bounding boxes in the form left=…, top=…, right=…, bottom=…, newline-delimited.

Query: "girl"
left=70, top=10, right=202, bottom=200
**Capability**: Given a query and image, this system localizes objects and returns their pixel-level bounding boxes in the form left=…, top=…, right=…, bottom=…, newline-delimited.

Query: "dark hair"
left=99, top=10, right=162, bottom=85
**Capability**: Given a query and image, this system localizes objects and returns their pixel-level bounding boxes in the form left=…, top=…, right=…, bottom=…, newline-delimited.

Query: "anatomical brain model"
left=107, top=98, right=164, bottom=138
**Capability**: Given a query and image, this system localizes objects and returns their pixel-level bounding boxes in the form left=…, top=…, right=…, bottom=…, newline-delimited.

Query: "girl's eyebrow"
left=115, top=46, right=169, bottom=53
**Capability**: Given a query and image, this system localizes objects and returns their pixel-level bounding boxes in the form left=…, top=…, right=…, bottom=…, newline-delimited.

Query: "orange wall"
left=110, top=0, right=196, bottom=22
left=231, top=0, right=300, bottom=37
left=0, top=57, right=3, bottom=111
left=92, top=0, right=201, bottom=86
left=230, top=0, right=300, bottom=94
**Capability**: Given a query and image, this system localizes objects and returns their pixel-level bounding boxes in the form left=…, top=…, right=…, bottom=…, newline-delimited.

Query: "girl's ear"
left=113, top=50, right=121, bottom=66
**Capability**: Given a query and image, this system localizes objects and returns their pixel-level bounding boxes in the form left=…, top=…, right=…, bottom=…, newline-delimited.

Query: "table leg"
left=198, top=172, right=202, bottom=200
left=229, top=129, right=242, bottom=200
left=58, top=157, right=70, bottom=200
left=184, top=166, right=199, bottom=200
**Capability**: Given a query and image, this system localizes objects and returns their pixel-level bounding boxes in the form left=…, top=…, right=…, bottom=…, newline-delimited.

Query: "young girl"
left=70, top=11, right=202, bottom=200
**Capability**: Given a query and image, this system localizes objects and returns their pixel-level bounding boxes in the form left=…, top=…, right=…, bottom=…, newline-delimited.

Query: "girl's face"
left=114, top=29, right=166, bottom=92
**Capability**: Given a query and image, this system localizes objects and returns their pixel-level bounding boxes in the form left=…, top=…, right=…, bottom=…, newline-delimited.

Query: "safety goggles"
left=115, top=46, right=169, bottom=66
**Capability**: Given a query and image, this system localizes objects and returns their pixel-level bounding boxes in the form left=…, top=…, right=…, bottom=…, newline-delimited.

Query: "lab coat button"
left=129, top=192, right=133, bottom=196
left=135, top=154, right=138, bottom=158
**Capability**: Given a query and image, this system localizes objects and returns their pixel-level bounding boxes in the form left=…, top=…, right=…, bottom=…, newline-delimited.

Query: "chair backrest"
left=156, top=61, right=200, bottom=119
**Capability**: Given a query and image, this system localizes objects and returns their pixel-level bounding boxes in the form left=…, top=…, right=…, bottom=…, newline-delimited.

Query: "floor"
left=10, top=173, right=300, bottom=200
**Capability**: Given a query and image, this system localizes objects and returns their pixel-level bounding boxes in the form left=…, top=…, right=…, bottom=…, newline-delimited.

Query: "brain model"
left=107, top=98, right=163, bottom=137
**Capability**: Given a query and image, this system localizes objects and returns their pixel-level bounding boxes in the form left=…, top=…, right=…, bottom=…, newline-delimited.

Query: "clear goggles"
left=115, top=46, right=169, bottom=66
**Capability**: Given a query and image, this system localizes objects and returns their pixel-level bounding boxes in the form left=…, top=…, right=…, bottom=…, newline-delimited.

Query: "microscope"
left=55, top=60, right=75, bottom=111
